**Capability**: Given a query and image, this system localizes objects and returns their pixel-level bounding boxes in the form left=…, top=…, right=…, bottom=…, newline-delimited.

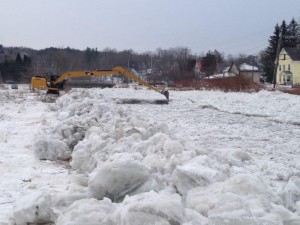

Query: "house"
left=276, top=45, right=300, bottom=86
left=228, top=63, right=261, bottom=83
left=228, top=63, right=240, bottom=76
left=239, top=63, right=261, bottom=83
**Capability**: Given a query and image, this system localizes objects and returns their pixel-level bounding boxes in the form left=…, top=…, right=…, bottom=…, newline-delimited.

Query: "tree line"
left=0, top=46, right=212, bottom=83
left=0, top=45, right=256, bottom=84
left=0, top=18, right=299, bottom=84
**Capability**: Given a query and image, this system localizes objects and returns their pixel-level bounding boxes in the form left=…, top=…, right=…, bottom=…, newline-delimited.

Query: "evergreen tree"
left=84, top=47, right=99, bottom=68
left=280, top=20, right=288, bottom=47
left=15, top=53, right=23, bottom=64
left=23, top=54, right=32, bottom=66
left=15, top=53, right=25, bottom=82
left=285, top=18, right=299, bottom=47
left=201, top=50, right=218, bottom=76
left=261, top=23, right=281, bottom=82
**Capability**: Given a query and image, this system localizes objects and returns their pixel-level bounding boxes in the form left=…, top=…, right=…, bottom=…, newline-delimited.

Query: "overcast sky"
left=1, top=0, right=300, bottom=56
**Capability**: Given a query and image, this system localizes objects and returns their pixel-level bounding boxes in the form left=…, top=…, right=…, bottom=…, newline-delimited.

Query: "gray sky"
left=1, top=0, right=300, bottom=56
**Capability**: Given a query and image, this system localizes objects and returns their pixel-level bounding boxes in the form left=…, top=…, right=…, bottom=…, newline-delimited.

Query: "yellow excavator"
left=31, top=66, right=169, bottom=100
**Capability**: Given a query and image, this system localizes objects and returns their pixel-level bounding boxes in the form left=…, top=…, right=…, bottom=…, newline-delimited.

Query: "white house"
left=276, top=46, right=300, bottom=86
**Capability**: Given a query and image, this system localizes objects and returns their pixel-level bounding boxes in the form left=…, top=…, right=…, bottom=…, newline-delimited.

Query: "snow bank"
left=17, top=88, right=300, bottom=225
left=34, top=89, right=117, bottom=161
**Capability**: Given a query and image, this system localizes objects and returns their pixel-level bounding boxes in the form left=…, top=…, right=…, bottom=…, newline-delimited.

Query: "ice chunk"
left=186, top=174, right=272, bottom=223
left=231, top=149, right=252, bottom=162
left=88, top=161, right=150, bottom=202
left=282, top=176, right=300, bottom=212
left=129, top=174, right=164, bottom=196
left=271, top=203, right=300, bottom=225
left=209, top=216, right=257, bottom=225
left=50, top=193, right=87, bottom=221
left=163, top=139, right=183, bottom=157
left=112, top=191, right=184, bottom=225
left=13, top=191, right=87, bottom=225
left=184, top=208, right=209, bottom=225
left=173, top=155, right=229, bottom=195
left=34, top=137, right=71, bottom=161
left=13, top=192, right=52, bottom=225
left=56, top=198, right=116, bottom=225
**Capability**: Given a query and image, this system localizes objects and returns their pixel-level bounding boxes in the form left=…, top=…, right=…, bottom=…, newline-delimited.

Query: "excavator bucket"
left=161, top=90, right=169, bottom=100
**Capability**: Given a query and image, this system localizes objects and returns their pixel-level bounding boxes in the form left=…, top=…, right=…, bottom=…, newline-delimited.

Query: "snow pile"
left=34, top=89, right=115, bottom=161
left=13, top=88, right=300, bottom=224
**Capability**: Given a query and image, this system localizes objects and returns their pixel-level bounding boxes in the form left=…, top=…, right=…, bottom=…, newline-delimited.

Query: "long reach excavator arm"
left=31, top=67, right=169, bottom=100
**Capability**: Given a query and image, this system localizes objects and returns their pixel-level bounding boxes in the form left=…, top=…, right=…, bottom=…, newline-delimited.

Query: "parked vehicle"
left=11, top=83, right=18, bottom=89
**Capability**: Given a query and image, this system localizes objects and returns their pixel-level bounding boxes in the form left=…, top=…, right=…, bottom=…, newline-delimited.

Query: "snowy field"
left=1, top=84, right=300, bottom=225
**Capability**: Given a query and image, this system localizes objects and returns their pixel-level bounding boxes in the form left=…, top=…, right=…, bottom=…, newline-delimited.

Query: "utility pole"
left=273, top=26, right=283, bottom=89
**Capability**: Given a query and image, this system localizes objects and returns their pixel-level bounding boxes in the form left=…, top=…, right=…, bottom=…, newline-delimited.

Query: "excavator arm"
left=90, top=67, right=169, bottom=99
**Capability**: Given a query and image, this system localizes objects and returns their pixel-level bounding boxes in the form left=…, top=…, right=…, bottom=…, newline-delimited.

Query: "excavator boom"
left=90, top=67, right=169, bottom=99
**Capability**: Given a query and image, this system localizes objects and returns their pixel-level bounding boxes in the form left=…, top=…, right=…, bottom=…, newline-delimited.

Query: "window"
left=288, top=64, right=290, bottom=70
left=279, top=65, right=281, bottom=71
left=283, top=65, right=285, bottom=71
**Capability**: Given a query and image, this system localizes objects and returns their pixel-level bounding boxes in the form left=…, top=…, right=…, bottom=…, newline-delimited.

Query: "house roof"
left=239, top=63, right=259, bottom=71
left=283, top=47, right=300, bottom=61
left=228, top=62, right=261, bottom=75
left=228, top=62, right=240, bottom=75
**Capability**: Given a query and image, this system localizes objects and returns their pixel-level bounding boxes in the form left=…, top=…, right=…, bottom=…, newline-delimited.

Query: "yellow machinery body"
left=31, top=67, right=169, bottom=99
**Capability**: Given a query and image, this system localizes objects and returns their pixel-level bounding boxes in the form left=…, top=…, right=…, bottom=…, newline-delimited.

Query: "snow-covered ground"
left=1, top=84, right=300, bottom=225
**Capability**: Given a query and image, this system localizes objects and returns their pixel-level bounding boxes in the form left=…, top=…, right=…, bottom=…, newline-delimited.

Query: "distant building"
left=239, top=63, right=261, bottom=83
left=228, top=63, right=261, bottom=83
left=276, top=45, right=300, bottom=86
left=194, top=61, right=203, bottom=78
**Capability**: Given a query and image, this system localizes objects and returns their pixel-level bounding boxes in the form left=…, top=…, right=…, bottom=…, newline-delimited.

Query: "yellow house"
left=276, top=46, right=300, bottom=86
